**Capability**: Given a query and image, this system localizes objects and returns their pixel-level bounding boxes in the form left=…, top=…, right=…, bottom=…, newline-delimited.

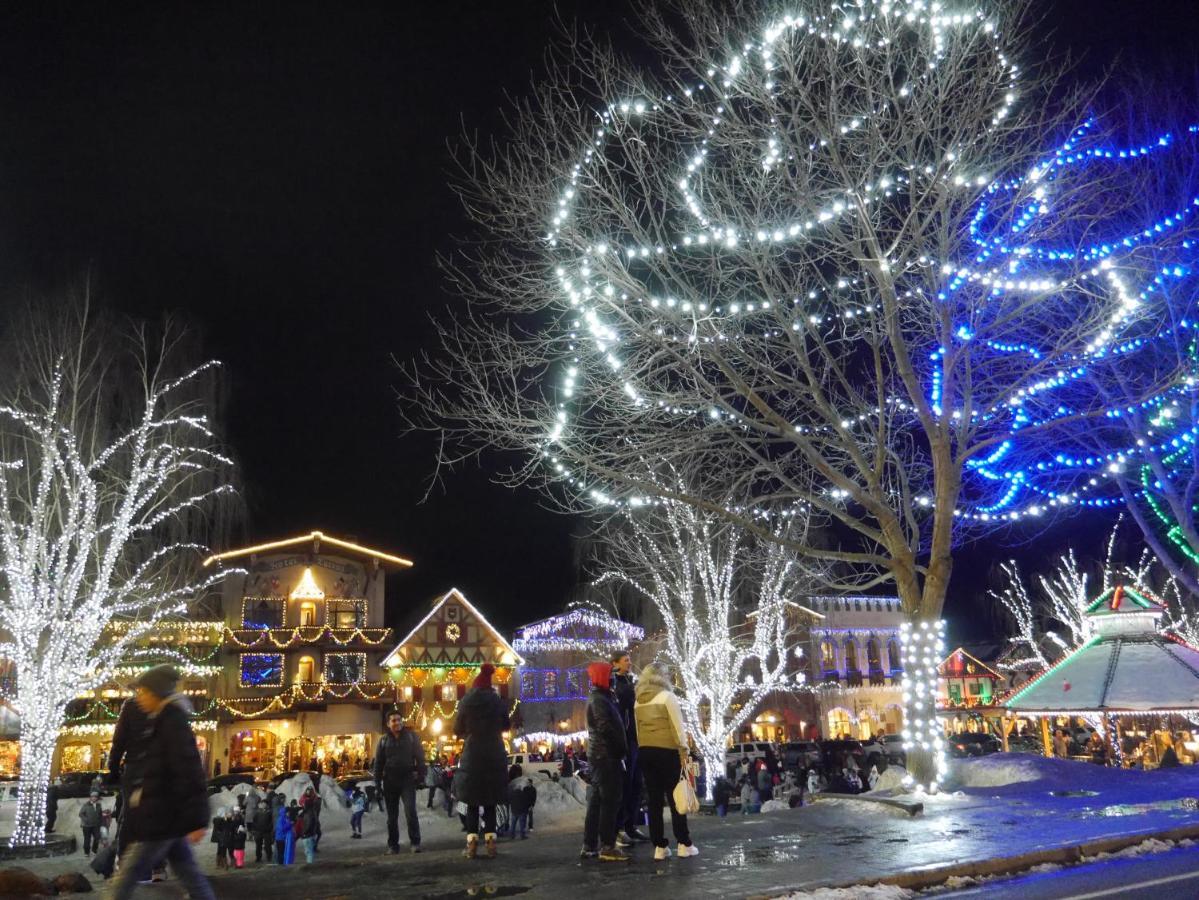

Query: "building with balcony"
left=380, top=588, right=522, bottom=761
left=205, top=531, right=412, bottom=775
left=801, top=595, right=905, bottom=739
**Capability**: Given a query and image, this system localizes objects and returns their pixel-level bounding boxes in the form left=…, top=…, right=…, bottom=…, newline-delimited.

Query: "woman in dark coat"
left=451, top=663, right=510, bottom=859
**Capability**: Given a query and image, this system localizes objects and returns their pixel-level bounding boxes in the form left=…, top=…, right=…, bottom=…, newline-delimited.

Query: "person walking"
left=373, top=709, right=426, bottom=854
left=633, top=663, right=698, bottom=860
left=79, top=791, right=103, bottom=855
left=425, top=759, right=441, bottom=808
left=452, top=663, right=510, bottom=860
left=349, top=787, right=367, bottom=838
left=611, top=651, right=648, bottom=846
left=101, top=665, right=213, bottom=900
left=252, top=795, right=274, bottom=863
left=581, top=661, right=630, bottom=862
left=756, top=764, right=773, bottom=806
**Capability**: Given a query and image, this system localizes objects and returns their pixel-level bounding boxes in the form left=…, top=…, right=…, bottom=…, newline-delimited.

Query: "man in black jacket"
left=373, top=709, right=426, bottom=854
left=581, top=662, right=629, bottom=862
left=611, top=650, right=648, bottom=844
left=103, top=665, right=212, bottom=900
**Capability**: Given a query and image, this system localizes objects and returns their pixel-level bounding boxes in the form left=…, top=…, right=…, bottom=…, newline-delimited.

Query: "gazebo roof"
left=1006, top=583, right=1199, bottom=714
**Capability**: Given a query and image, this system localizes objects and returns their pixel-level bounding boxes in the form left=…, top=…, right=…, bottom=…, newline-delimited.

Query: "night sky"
left=0, top=1, right=1193, bottom=640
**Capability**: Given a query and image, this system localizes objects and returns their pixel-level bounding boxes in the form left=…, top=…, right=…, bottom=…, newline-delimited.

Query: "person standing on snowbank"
left=452, top=663, right=510, bottom=859
left=102, top=666, right=213, bottom=900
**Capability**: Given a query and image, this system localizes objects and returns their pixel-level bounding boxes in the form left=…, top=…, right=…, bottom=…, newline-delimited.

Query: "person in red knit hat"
left=581, top=661, right=631, bottom=862
left=453, top=662, right=510, bottom=858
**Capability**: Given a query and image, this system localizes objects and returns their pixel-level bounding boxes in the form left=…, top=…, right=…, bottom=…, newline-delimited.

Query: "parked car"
left=779, top=741, right=822, bottom=771
left=507, top=753, right=561, bottom=779
left=817, top=740, right=866, bottom=774
left=336, top=770, right=375, bottom=798
left=207, top=773, right=256, bottom=796
left=1008, top=733, right=1044, bottom=755
left=55, top=771, right=109, bottom=799
left=725, top=742, right=774, bottom=768
left=948, top=732, right=1001, bottom=758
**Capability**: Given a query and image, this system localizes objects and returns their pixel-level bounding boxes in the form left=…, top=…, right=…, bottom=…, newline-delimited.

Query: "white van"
left=725, top=741, right=773, bottom=766
left=507, top=753, right=560, bottom=779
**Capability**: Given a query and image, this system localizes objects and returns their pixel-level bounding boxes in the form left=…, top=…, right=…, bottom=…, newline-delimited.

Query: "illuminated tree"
left=596, top=498, right=807, bottom=799
left=411, top=0, right=1174, bottom=781
left=0, top=307, right=234, bottom=845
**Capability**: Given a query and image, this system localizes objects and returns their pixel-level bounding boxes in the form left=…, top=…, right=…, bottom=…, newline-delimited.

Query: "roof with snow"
left=1005, top=583, right=1199, bottom=714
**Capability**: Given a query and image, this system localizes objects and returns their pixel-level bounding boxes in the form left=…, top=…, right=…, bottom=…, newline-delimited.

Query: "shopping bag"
left=672, top=767, right=700, bottom=815
left=91, top=843, right=117, bottom=878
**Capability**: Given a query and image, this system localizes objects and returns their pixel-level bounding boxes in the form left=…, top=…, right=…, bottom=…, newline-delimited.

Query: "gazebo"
left=1004, top=584, right=1199, bottom=765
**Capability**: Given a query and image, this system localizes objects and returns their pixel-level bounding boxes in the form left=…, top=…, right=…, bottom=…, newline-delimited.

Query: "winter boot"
left=599, top=845, right=631, bottom=862
left=485, top=833, right=497, bottom=858
left=464, top=834, right=478, bottom=859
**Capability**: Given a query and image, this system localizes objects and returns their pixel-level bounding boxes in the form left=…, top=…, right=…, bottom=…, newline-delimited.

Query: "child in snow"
left=230, top=810, right=248, bottom=868
left=866, top=765, right=880, bottom=792
left=211, top=809, right=231, bottom=869
left=350, top=787, right=367, bottom=838
left=739, top=779, right=754, bottom=814
left=274, top=801, right=295, bottom=865
left=806, top=767, right=821, bottom=796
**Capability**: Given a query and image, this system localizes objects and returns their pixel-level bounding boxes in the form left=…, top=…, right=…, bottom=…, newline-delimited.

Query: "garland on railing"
left=223, top=626, right=392, bottom=649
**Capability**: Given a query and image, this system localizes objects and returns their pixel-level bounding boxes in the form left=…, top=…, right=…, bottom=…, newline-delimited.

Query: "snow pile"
left=776, top=884, right=913, bottom=899
left=207, top=784, right=265, bottom=819
left=526, top=776, right=585, bottom=819
left=871, top=765, right=908, bottom=792
left=949, top=753, right=1057, bottom=788
left=1086, top=837, right=1176, bottom=860
left=276, top=773, right=348, bottom=811
left=761, top=799, right=790, bottom=813
left=557, top=776, right=588, bottom=804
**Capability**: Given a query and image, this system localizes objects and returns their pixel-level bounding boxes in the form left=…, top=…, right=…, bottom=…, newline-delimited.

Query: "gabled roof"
left=203, top=531, right=414, bottom=569
left=382, top=588, right=524, bottom=667
left=939, top=647, right=1003, bottom=680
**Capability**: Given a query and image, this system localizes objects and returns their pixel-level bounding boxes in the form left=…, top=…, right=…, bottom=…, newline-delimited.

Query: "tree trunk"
left=701, top=747, right=724, bottom=802
left=899, top=618, right=947, bottom=790
left=11, top=711, right=62, bottom=847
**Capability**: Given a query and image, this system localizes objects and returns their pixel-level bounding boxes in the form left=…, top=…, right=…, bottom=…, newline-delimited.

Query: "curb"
left=814, top=793, right=924, bottom=817
left=761, top=821, right=1199, bottom=896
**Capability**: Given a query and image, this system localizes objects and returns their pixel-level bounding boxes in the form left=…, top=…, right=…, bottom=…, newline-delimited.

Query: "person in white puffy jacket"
left=633, top=663, right=698, bottom=862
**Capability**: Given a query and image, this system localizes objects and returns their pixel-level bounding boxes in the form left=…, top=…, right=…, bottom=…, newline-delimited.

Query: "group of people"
left=582, top=651, right=699, bottom=863
left=212, top=784, right=326, bottom=868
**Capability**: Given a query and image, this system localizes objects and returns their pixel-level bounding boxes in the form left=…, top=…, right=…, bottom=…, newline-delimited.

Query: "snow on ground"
left=777, top=884, right=914, bottom=899
left=947, top=752, right=1199, bottom=799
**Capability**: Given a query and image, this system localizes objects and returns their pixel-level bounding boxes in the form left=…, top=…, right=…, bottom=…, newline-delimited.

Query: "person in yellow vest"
left=633, top=663, right=698, bottom=862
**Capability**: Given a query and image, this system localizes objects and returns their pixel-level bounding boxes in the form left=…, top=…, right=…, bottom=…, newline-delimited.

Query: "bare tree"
left=407, top=1, right=1181, bottom=780
left=596, top=499, right=809, bottom=799
left=0, top=302, right=235, bottom=845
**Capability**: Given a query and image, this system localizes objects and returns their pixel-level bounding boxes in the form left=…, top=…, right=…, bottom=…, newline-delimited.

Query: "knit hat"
left=587, top=661, right=612, bottom=690
left=134, top=664, right=180, bottom=699
left=473, top=663, right=496, bottom=690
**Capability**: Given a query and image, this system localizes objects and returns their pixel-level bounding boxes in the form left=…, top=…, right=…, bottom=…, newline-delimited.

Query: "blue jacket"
left=274, top=806, right=292, bottom=841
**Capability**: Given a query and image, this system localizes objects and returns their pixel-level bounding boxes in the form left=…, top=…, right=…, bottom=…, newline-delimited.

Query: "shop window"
left=240, top=654, right=284, bottom=688
left=296, top=656, right=315, bottom=683
left=325, top=653, right=365, bottom=684
left=60, top=742, right=93, bottom=773
left=243, top=597, right=284, bottom=629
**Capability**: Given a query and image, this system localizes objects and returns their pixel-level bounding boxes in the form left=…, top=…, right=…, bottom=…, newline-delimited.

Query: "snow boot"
left=485, top=833, right=497, bottom=858
left=464, top=834, right=478, bottom=859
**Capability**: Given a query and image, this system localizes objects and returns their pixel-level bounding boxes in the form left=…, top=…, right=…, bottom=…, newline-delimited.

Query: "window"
left=441, top=683, right=457, bottom=701
left=296, top=656, right=315, bottom=683
left=843, top=638, right=859, bottom=671
left=334, top=609, right=360, bottom=629
left=565, top=669, right=584, bottom=697
left=521, top=671, right=535, bottom=697
left=240, top=654, right=284, bottom=688
left=299, top=602, right=318, bottom=627
left=820, top=640, right=837, bottom=669
left=243, top=597, right=284, bottom=629
left=866, top=638, right=882, bottom=671
left=967, top=681, right=981, bottom=696
left=543, top=671, right=558, bottom=698
left=949, top=682, right=962, bottom=703
left=328, top=599, right=364, bottom=629
left=887, top=638, right=902, bottom=671
left=324, top=653, right=365, bottom=683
